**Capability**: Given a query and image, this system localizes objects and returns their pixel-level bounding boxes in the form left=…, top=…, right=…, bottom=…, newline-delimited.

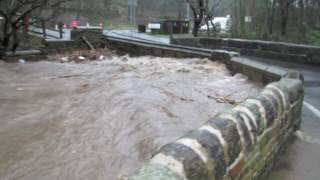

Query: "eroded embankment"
left=0, top=56, right=260, bottom=180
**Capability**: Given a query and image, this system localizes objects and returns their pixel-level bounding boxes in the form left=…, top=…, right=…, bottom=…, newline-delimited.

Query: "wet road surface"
left=0, top=56, right=260, bottom=180
left=103, top=30, right=170, bottom=44
left=244, top=56, right=320, bottom=180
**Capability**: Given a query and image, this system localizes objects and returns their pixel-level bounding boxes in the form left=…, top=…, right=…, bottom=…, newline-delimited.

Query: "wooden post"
left=58, top=22, right=63, bottom=39
left=41, top=20, right=47, bottom=39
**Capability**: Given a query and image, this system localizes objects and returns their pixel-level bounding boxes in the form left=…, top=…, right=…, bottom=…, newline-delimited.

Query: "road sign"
left=148, top=23, right=161, bottom=29
left=245, top=16, right=252, bottom=23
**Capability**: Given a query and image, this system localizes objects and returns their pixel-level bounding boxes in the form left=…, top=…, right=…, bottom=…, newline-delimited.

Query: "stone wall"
left=170, top=37, right=320, bottom=65
left=70, top=27, right=104, bottom=49
left=226, top=57, right=288, bottom=85
left=44, top=39, right=80, bottom=53
left=131, top=72, right=304, bottom=180
left=104, top=36, right=238, bottom=62
left=44, top=27, right=104, bottom=53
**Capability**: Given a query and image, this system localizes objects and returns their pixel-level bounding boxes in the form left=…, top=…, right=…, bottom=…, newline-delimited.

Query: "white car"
left=200, top=15, right=231, bottom=32
left=200, top=22, right=221, bottom=31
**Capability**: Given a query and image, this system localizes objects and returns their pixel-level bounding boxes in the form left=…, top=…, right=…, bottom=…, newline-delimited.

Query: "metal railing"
left=29, top=19, right=65, bottom=39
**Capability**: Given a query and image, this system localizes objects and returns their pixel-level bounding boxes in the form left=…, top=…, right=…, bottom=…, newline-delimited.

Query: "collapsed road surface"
left=0, top=56, right=261, bottom=180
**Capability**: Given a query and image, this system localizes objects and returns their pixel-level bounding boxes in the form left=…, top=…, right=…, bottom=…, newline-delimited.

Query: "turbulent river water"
left=0, top=56, right=261, bottom=180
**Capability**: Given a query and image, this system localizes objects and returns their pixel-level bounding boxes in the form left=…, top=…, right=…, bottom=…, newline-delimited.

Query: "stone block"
left=228, top=39, right=246, bottom=48
left=278, top=79, right=304, bottom=104
left=283, top=71, right=304, bottom=83
left=235, top=101, right=265, bottom=136
left=199, top=38, right=223, bottom=49
left=249, top=95, right=276, bottom=128
left=159, top=143, right=210, bottom=180
left=258, top=42, right=283, bottom=53
left=152, top=48, right=164, bottom=57
left=206, top=118, right=241, bottom=165
left=132, top=164, right=182, bottom=180
left=229, top=157, right=245, bottom=178
left=216, top=110, right=253, bottom=152
left=183, top=130, right=227, bottom=179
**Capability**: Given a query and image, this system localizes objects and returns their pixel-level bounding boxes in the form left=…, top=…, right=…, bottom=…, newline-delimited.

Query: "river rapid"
left=0, top=56, right=260, bottom=180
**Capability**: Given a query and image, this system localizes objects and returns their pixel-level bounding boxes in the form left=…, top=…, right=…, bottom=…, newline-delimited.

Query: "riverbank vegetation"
left=190, top=0, right=320, bottom=46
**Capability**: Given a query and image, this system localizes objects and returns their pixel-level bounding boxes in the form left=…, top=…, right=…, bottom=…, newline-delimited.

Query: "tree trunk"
left=279, top=0, right=291, bottom=36
left=239, top=0, right=246, bottom=37
left=193, top=16, right=202, bottom=37
left=11, top=24, right=19, bottom=52
left=298, top=0, right=306, bottom=36
left=1, top=19, right=10, bottom=50
left=266, top=0, right=276, bottom=35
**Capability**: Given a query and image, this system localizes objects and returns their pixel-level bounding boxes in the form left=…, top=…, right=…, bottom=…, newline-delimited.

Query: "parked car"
left=200, top=15, right=232, bottom=33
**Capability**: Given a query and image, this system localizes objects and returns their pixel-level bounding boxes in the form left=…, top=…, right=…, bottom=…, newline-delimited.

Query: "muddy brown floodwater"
left=0, top=56, right=261, bottom=180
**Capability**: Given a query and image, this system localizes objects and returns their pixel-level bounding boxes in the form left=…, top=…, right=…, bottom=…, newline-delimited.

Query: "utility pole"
left=128, top=0, right=137, bottom=31
left=187, top=2, right=190, bottom=20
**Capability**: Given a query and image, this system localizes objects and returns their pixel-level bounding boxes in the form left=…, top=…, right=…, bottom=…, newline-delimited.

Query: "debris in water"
left=78, top=56, right=86, bottom=60
left=117, top=175, right=129, bottom=180
left=208, top=92, right=246, bottom=105
left=177, top=68, right=190, bottom=73
left=47, top=48, right=118, bottom=63
left=19, top=59, right=26, bottom=64
left=60, top=57, right=69, bottom=63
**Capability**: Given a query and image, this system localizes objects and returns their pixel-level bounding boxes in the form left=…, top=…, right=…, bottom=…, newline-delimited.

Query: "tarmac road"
left=243, top=56, right=320, bottom=180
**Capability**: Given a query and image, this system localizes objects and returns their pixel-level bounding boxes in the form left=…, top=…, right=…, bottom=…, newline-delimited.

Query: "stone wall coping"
left=105, top=36, right=239, bottom=60
left=5, top=49, right=44, bottom=56
left=45, top=39, right=75, bottom=43
left=172, top=36, right=320, bottom=50
left=171, top=36, right=320, bottom=66
left=230, top=57, right=287, bottom=78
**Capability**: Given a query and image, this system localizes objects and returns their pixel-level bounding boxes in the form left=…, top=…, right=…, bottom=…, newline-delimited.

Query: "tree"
left=0, top=0, right=71, bottom=52
left=205, top=0, right=223, bottom=37
left=186, top=0, right=209, bottom=37
left=264, top=0, right=277, bottom=35
left=279, top=0, right=294, bottom=36
left=231, top=0, right=246, bottom=37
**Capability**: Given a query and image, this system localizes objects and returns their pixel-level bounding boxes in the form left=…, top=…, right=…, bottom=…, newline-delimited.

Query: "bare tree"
left=186, top=0, right=209, bottom=37
left=0, top=0, right=71, bottom=52
left=264, top=0, right=277, bottom=35
left=279, top=0, right=294, bottom=36
left=205, top=0, right=222, bottom=36
left=230, top=0, right=246, bottom=37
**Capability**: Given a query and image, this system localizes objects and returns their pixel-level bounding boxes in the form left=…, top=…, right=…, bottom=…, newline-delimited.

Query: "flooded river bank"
left=0, top=56, right=261, bottom=180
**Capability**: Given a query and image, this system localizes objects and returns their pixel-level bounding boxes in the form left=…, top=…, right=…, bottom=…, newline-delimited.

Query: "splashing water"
left=0, top=56, right=261, bottom=180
